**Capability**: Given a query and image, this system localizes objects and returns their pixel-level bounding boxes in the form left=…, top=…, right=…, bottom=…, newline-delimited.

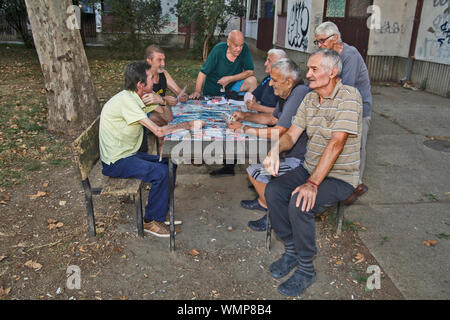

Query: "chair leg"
left=168, top=158, right=175, bottom=252
left=135, top=185, right=144, bottom=237
left=335, top=200, right=345, bottom=236
left=265, top=212, right=272, bottom=251
left=82, top=179, right=96, bottom=237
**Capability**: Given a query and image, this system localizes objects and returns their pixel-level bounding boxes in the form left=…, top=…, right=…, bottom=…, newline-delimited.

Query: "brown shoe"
left=143, top=220, right=173, bottom=238
left=344, top=184, right=368, bottom=206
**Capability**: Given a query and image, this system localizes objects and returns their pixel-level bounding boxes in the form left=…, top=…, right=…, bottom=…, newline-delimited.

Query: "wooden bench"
left=265, top=201, right=346, bottom=251
left=72, top=116, right=144, bottom=237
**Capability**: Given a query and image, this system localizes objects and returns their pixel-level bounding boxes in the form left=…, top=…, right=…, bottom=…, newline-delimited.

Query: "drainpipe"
left=402, top=0, right=423, bottom=84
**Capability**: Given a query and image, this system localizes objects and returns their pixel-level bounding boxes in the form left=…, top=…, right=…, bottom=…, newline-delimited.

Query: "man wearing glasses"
left=314, top=21, right=372, bottom=206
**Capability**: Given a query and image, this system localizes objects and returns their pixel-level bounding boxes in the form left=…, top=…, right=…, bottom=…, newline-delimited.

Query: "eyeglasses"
left=313, top=34, right=334, bottom=46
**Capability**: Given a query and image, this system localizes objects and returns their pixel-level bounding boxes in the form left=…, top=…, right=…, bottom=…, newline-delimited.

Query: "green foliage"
left=171, top=0, right=246, bottom=60
left=0, top=0, right=34, bottom=48
left=102, top=0, right=169, bottom=57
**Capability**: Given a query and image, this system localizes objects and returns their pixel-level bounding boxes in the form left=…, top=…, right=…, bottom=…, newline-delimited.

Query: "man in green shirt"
left=100, top=61, right=203, bottom=237
left=189, top=30, right=257, bottom=99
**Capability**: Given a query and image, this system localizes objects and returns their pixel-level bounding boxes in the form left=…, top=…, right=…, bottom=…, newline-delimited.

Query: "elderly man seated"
left=263, top=49, right=362, bottom=297
left=227, top=58, right=310, bottom=232
left=315, top=21, right=372, bottom=205
left=189, top=30, right=257, bottom=99
left=99, top=61, right=203, bottom=238
left=190, top=30, right=257, bottom=177
left=245, top=48, right=287, bottom=114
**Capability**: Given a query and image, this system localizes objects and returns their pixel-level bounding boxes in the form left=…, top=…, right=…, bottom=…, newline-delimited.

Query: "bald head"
left=227, top=30, right=245, bottom=59
left=228, top=30, right=244, bottom=42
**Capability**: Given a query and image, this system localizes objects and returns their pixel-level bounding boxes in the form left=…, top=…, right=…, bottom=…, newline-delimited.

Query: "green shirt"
left=200, top=42, right=254, bottom=96
left=99, top=90, right=148, bottom=165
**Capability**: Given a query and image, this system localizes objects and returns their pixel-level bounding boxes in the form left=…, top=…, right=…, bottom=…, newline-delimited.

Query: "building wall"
left=367, top=0, right=416, bottom=58
left=414, top=0, right=450, bottom=65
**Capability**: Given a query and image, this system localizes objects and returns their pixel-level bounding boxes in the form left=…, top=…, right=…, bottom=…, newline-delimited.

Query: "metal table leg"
left=168, top=158, right=175, bottom=252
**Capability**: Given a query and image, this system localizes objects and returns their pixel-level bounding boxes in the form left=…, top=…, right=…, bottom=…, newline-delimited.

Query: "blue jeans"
left=102, top=153, right=177, bottom=222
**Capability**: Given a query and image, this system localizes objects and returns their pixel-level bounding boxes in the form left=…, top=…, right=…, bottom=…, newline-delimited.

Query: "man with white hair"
left=315, top=21, right=372, bottom=205
left=245, top=48, right=288, bottom=114
left=227, top=59, right=310, bottom=231
left=263, top=49, right=362, bottom=297
left=189, top=30, right=257, bottom=99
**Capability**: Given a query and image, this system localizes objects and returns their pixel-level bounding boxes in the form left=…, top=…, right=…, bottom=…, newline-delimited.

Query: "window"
left=348, top=0, right=371, bottom=18
left=249, top=0, right=258, bottom=20
left=326, top=0, right=346, bottom=18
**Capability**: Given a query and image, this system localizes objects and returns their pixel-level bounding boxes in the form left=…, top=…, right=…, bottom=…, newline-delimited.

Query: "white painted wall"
left=245, top=0, right=259, bottom=39
left=367, top=0, right=416, bottom=57
left=415, top=0, right=450, bottom=65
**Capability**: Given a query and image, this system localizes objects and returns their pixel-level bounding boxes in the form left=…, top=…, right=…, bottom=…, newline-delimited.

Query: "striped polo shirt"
left=292, top=80, right=362, bottom=187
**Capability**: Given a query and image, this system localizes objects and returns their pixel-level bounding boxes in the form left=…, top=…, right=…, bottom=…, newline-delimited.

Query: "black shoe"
left=248, top=214, right=267, bottom=232
left=240, top=199, right=267, bottom=212
left=278, top=269, right=316, bottom=297
left=209, top=164, right=235, bottom=177
left=269, top=253, right=299, bottom=279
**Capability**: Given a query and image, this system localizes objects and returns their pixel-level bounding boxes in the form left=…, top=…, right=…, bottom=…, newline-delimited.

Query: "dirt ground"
left=0, top=149, right=404, bottom=300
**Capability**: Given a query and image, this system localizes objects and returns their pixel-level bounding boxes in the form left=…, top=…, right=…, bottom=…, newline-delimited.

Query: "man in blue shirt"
left=245, top=48, right=287, bottom=113
left=315, top=21, right=372, bottom=205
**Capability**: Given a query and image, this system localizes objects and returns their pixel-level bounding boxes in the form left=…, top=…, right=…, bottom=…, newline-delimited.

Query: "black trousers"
left=265, top=166, right=354, bottom=258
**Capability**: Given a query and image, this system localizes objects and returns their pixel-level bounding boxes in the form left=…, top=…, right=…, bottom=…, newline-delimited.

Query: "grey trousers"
left=359, top=117, right=371, bottom=185
left=265, top=166, right=354, bottom=259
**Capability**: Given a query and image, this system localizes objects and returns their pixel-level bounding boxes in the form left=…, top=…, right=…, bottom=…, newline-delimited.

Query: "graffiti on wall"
left=374, top=21, right=406, bottom=34
left=285, top=0, right=312, bottom=52
left=416, top=1, right=450, bottom=65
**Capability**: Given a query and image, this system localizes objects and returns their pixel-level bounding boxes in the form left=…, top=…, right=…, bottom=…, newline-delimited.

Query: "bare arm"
left=189, top=72, right=207, bottom=99
left=139, top=118, right=204, bottom=138
left=217, top=70, right=254, bottom=87
left=233, top=111, right=277, bottom=126
left=246, top=98, right=276, bottom=113
left=263, top=125, right=304, bottom=176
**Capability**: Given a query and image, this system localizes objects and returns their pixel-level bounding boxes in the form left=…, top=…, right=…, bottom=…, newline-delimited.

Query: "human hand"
left=217, top=76, right=232, bottom=88
left=232, top=111, right=244, bottom=121
left=263, top=151, right=280, bottom=176
left=142, top=93, right=163, bottom=105
left=291, top=182, right=318, bottom=212
left=227, top=121, right=243, bottom=131
left=189, top=91, right=201, bottom=100
left=189, top=120, right=205, bottom=130
left=178, top=92, right=188, bottom=103
left=165, top=96, right=178, bottom=106
left=245, top=98, right=259, bottom=111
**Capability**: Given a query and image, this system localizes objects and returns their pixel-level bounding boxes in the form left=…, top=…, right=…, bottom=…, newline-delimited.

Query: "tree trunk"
left=203, top=33, right=212, bottom=62
left=184, top=23, right=192, bottom=50
left=25, top=0, right=100, bottom=135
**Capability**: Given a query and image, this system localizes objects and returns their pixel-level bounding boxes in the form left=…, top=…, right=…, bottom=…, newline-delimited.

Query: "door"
left=257, top=0, right=275, bottom=52
left=323, top=0, right=372, bottom=60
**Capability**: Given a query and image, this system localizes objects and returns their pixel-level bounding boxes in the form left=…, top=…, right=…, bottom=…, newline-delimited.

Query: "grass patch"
left=0, top=44, right=201, bottom=188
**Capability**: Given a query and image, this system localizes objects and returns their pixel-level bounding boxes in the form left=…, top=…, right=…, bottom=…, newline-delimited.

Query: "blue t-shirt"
left=340, top=43, right=372, bottom=118
left=272, top=84, right=311, bottom=160
left=252, top=76, right=279, bottom=108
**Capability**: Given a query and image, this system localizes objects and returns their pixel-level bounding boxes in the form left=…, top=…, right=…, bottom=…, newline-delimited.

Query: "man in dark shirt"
left=227, top=59, right=310, bottom=232
left=245, top=48, right=287, bottom=113
left=189, top=30, right=257, bottom=99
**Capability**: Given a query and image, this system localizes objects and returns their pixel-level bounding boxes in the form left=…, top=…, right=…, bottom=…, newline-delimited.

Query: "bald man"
left=189, top=30, right=257, bottom=99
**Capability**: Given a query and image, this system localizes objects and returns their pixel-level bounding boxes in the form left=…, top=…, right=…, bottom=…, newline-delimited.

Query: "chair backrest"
left=72, top=116, right=100, bottom=181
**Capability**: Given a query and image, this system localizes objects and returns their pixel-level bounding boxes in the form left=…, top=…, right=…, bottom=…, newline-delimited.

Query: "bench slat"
left=72, top=116, right=100, bottom=181
left=101, top=177, right=142, bottom=196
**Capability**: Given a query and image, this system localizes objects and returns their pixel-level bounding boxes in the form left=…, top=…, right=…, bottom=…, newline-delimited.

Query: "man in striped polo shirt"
left=263, top=49, right=362, bottom=297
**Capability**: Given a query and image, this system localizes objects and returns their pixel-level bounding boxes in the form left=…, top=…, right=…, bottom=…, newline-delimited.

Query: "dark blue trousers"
left=102, top=153, right=176, bottom=223
left=265, top=166, right=354, bottom=259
